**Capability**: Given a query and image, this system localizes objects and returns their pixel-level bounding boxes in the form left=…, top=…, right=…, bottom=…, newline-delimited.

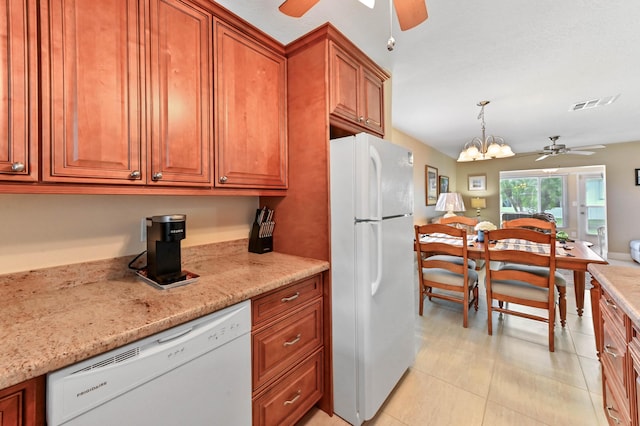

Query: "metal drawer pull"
left=605, top=299, right=618, bottom=310
left=606, top=405, right=621, bottom=424
left=281, top=292, right=300, bottom=303
left=283, top=334, right=301, bottom=347
left=604, top=344, right=619, bottom=358
left=284, top=390, right=302, bottom=406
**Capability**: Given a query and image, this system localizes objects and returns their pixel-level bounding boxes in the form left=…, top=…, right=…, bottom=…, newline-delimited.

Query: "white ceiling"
left=214, top=0, right=640, bottom=159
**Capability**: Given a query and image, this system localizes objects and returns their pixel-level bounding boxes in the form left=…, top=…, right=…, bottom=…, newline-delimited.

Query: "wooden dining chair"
left=415, top=223, right=479, bottom=327
left=483, top=227, right=559, bottom=351
left=501, top=218, right=567, bottom=327
left=440, top=216, right=485, bottom=270
left=502, top=217, right=556, bottom=233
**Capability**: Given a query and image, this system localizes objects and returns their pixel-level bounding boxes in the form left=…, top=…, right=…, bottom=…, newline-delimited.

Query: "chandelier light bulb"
left=466, top=145, right=479, bottom=157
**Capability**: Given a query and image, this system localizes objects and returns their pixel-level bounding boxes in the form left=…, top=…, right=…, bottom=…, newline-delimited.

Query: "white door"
left=355, top=214, right=415, bottom=422
left=578, top=173, right=607, bottom=255
left=354, top=133, right=413, bottom=220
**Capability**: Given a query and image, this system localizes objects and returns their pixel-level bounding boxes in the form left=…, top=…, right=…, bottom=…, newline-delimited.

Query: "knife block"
left=248, top=222, right=273, bottom=254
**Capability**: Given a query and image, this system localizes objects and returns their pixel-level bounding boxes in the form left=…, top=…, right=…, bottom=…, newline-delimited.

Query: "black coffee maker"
left=146, top=214, right=187, bottom=285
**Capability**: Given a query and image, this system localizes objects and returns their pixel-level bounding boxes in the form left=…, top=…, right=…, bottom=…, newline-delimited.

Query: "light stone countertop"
left=0, top=239, right=329, bottom=389
left=588, top=264, right=640, bottom=325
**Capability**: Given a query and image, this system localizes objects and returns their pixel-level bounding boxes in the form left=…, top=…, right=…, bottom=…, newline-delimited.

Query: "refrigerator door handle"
left=369, top=145, right=383, bottom=220
left=371, top=221, right=383, bottom=296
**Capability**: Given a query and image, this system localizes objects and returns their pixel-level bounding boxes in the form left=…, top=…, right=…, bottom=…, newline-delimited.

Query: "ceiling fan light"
left=358, top=0, right=375, bottom=8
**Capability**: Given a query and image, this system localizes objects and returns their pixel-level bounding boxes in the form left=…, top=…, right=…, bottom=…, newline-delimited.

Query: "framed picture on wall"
left=426, top=165, right=438, bottom=205
left=468, top=174, right=487, bottom=191
left=439, top=175, right=449, bottom=194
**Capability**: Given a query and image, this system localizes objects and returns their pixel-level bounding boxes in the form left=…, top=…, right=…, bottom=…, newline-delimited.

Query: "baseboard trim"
left=608, top=251, right=635, bottom=261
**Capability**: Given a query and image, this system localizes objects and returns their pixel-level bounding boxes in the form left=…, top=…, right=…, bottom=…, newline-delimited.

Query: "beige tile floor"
left=298, top=258, right=640, bottom=426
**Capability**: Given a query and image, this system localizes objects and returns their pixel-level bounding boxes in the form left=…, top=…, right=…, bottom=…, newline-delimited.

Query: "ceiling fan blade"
left=535, top=154, right=550, bottom=162
left=394, top=0, right=428, bottom=31
left=278, top=0, right=319, bottom=17
left=571, top=144, right=605, bottom=151
left=567, top=150, right=595, bottom=156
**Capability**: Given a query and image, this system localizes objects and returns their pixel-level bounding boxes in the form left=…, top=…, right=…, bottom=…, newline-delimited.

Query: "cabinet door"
left=362, top=66, right=385, bottom=135
left=41, top=0, right=144, bottom=184
left=0, top=391, right=20, bottom=425
left=0, top=0, right=38, bottom=182
left=147, top=0, right=213, bottom=186
left=0, top=376, right=45, bottom=426
left=329, top=43, right=360, bottom=125
left=215, top=22, right=287, bottom=188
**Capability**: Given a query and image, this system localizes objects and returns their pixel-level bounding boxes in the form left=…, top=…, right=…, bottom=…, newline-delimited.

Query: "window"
left=500, top=175, right=566, bottom=227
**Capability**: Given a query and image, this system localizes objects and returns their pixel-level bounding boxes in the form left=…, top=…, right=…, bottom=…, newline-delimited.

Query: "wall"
left=0, top=195, right=257, bottom=274
left=390, top=129, right=458, bottom=225
left=455, top=140, right=640, bottom=256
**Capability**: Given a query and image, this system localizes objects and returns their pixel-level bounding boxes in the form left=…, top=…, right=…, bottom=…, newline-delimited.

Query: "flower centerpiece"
left=474, top=221, right=497, bottom=242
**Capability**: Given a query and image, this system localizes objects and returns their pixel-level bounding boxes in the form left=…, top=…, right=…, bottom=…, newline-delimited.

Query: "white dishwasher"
left=47, top=300, right=252, bottom=426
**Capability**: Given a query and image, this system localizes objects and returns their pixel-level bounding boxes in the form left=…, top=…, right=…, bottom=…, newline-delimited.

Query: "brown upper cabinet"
left=329, top=42, right=386, bottom=137
left=0, top=0, right=38, bottom=182
left=214, top=20, right=287, bottom=189
left=40, top=0, right=213, bottom=187
left=3, top=0, right=286, bottom=193
left=147, top=0, right=213, bottom=187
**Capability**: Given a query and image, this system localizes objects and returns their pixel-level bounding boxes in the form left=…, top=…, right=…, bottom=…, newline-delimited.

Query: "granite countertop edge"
left=0, top=239, right=329, bottom=389
left=588, top=263, right=640, bottom=325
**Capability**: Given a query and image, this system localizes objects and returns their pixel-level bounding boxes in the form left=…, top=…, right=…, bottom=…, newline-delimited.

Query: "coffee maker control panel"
left=148, top=214, right=186, bottom=242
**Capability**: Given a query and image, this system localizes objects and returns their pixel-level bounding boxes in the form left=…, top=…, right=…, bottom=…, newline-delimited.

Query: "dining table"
left=418, top=234, right=608, bottom=318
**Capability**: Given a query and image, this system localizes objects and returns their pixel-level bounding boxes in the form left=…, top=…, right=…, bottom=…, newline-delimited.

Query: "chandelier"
left=457, top=101, right=515, bottom=162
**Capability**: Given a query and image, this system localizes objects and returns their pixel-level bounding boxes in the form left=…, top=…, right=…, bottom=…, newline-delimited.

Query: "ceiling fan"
left=535, top=136, right=605, bottom=162
left=278, top=0, right=428, bottom=31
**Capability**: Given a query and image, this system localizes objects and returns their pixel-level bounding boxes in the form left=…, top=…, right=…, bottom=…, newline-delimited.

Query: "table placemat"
left=419, top=234, right=475, bottom=247
left=492, top=239, right=568, bottom=256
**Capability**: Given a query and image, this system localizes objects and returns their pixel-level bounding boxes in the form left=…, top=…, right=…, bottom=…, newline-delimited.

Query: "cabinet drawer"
left=252, top=275, right=322, bottom=327
left=602, top=308, right=628, bottom=396
left=604, top=374, right=631, bottom=426
left=253, top=299, right=323, bottom=389
left=253, top=349, right=324, bottom=426
left=601, top=289, right=625, bottom=330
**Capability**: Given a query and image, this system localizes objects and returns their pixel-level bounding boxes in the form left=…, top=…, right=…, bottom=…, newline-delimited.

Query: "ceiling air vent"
left=569, top=95, right=619, bottom=111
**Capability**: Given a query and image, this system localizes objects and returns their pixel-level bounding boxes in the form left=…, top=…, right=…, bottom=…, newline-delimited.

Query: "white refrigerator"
left=330, top=133, right=415, bottom=425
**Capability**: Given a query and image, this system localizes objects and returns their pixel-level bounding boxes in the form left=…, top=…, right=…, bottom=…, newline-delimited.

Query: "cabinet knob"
left=129, top=170, right=141, bottom=179
left=358, top=116, right=364, bottom=123
left=152, top=172, right=163, bottom=181
left=219, top=175, right=228, bottom=183
left=11, top=162, right=25, bottom=172
left=365, top=118, right=371, bottom=124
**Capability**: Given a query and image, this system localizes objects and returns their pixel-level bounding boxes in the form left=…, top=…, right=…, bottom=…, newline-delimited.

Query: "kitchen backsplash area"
left=0, top=194, right=258, bottom=274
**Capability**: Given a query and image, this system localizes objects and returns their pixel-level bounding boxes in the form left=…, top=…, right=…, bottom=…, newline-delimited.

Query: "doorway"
left=578, top=172, right=607, bottom=257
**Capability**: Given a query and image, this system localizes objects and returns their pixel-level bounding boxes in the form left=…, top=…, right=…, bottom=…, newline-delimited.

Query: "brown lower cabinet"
left=251, top=274, right=324, bottom=425
left=595, top=282, right=638, bottom=425
left=0, top=376, right=45, bottom=426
